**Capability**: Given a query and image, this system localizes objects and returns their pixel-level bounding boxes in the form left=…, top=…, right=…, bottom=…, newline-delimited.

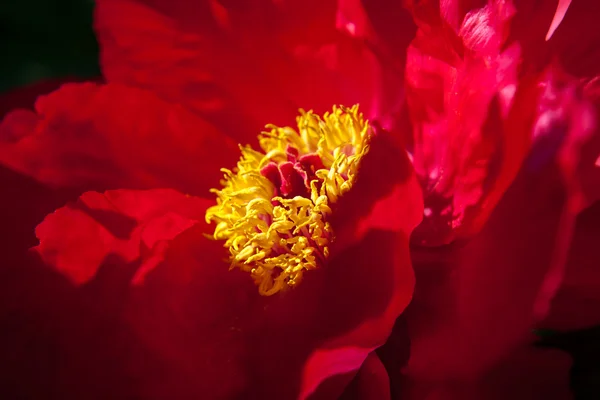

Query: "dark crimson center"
left=260, top=145, right=325, bottom=199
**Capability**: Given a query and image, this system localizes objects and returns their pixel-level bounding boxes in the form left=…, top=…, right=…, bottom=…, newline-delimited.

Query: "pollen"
left=205, top=105, right=372, bottom=296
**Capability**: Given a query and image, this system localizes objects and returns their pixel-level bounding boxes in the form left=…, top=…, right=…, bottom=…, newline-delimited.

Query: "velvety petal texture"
left=26, top=118, right=423, bottom=399
left=0, top=82, right=238, bottom=194
left=94, top=0, right=405, bottom=143
left=5, top=0, right=600, bottom=398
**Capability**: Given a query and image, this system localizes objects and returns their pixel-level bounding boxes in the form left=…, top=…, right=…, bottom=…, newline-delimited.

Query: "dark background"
left=0, top=0, right=599, bottom=398
left=0, top=0, right=99, bottom=92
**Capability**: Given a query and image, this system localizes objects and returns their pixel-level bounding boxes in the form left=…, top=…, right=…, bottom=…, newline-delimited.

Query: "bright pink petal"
left=404, top=0, right=500, bottom=33
left=404, top=66, right=595, bottom=381
left=35, top=188, right=211, bottom=285
left=0, top=82, right=238, bottom=194
left=405, top=0, right=526, bottom=245
left=545, top=0, right=572, bottom=41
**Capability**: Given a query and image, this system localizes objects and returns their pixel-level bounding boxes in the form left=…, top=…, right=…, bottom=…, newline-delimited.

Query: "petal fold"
left=405, top=0, right=524, bottom=245
left=35, top=188, right=211, bottom=285
left=0, top=82, right=238, bottom=194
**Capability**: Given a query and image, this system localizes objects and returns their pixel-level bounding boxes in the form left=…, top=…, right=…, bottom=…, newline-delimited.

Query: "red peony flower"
left=2, top=0, right=600, bottom=398
left=0, top=1, right=423, bottom=399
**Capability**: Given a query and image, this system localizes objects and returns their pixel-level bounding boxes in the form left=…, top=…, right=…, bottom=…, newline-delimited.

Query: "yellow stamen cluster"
left=205, top=105, right=372, bottom=295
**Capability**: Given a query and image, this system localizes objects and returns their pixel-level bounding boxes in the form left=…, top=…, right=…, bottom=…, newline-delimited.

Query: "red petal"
left=0, top=166, right=78, bottom=260
left=335, top=0, right=416, bottom=117
left=404, top=66, right=596, bottom=381
left=124, top=221, right=414, bottom=398
left=405, top=134, right=577, bottom=381
left=95, top=0, right=400, bottom=139
left=0, top=252, right=161, bottom=398
left=546, top=0, right=600, bottom=78
left=35, top=188, right=211, bottom=285
left=0, top=78, right=101, bottom=120
left=339, top=352, right=391, bottom=400
left=512, top=0, right=600, bottom=79
left=542, top=202, right=600, bottom=330
left=331, top=128, right=424, bottom=251
left=0, top=82, right=238, bottom=194
left=400, top=346, right=572, bottom=399
left=405, top=0, right=525, bottom=245
left=341, top=0, right=415, bottom=58
left=468, top=346, right=572, bottom=400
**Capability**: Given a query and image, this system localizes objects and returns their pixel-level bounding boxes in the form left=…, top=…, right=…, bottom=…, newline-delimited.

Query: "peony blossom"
left=0, top=1, right=423, bottom=398
left=2, top=0, right=600, bottom=399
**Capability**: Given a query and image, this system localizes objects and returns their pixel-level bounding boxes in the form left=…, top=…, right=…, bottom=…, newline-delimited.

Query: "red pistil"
left=259, top=146, right=325, bottom=199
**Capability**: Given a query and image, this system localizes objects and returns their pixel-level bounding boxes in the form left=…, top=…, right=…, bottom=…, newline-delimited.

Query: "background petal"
left=399, top=346, right=572, bottom=399
left=0, top=78, right=100, bottom=119
left=404, top=121, right=578, bottom=381
left=402, top=64, right=597, bottom=382
left=339, top=352, right=391, bottom=400
left=94, top=0, right=403, bottom=143
left=542, top=202, right=600, bottom=330
left=545, top=0, right=600, bottom=78
left=0, top=82, right=238, bottom=195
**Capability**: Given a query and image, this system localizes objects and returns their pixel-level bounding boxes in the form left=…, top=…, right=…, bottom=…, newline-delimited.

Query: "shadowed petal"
left=35, top=188, right=211, bottom=285
left=125, top=222, right=414, bottom=399
left=404, top=77, right=587, bottom=381
left=339, top=352, right=391, bottom=400
left=542, top=202, right=600, bottom=330
left=399, top=346, right=572, bottom=399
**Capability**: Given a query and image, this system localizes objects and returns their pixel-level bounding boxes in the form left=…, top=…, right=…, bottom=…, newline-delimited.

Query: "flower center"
left=205, top=105, right=372, bottom=295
